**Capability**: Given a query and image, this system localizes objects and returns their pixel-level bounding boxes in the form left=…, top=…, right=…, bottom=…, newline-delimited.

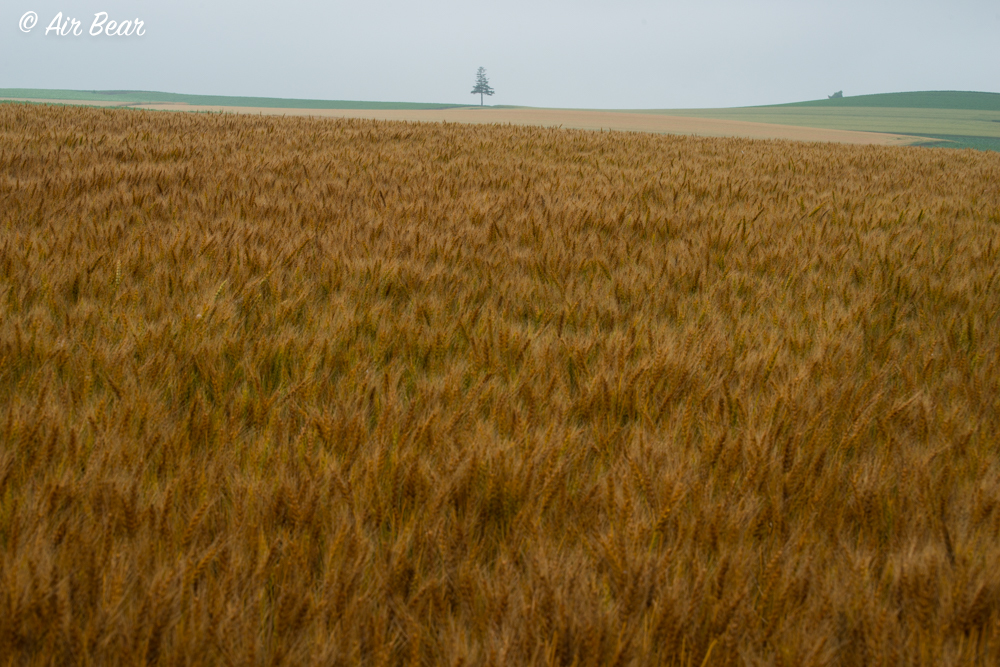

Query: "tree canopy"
left=471, top=67, right=494, bottom=106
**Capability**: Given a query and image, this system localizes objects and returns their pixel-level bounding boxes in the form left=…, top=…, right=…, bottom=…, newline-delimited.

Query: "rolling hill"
left=637, top=91, right=1000, bottom=151
left=765, top=90, right=1000, bottom=111
left=4, top=88, right=1000, bottom=151
left=0, top=88, right=468, bottom=111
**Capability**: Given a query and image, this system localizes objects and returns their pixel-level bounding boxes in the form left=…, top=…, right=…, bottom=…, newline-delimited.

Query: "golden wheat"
left=1, top=101, right=999, bottom=665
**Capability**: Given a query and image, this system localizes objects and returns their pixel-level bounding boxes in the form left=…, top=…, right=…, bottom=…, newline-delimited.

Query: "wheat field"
left=1, top=102, right=999, bottom=665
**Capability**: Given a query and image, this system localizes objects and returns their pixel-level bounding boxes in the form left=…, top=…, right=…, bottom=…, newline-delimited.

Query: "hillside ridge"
left=0, top=88, right=469, bottom=111
left=761, top=90, right=1000, bottom=111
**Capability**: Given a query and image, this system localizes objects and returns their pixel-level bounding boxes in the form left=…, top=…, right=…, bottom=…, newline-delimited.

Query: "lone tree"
left=471, top=67, right=494, bottom=106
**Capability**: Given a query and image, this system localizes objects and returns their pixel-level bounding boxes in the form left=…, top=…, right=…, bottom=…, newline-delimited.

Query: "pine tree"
left=470, top=67, right=495, bottom=106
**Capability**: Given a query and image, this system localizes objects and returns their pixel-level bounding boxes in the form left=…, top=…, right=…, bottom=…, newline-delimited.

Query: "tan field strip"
left=1, top=97, right=128, bottom=107
left=2, top=98, right=930, bottom=146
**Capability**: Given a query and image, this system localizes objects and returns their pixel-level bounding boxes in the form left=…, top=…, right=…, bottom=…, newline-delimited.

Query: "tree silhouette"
left=471, top=67, right=495, bottom=106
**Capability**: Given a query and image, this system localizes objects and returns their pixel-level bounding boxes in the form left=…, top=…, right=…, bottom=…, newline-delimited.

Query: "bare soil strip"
left=1, top=98, right=930, bottom=146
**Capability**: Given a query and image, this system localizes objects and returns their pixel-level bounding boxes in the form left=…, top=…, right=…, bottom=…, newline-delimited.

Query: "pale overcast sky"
left=5, top=0, right=999, bottom=109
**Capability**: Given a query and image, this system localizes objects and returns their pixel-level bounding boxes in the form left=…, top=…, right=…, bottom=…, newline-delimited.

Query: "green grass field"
left=631, top=106, right=1000, bottom=137
left=0, top=88, right=469, bottom=110
left=766, top=90, right=1000, bottom=111
left=631, top=92, right=1000, bottom=151
left=901, top=133, right=1000, bottom=152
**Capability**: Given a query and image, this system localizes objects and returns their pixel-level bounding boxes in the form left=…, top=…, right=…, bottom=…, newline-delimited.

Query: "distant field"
left=0, top=88, right=468, bottom=110
left=100, top=103, right=932, bottom=146
left=766, top=90, right=1000, bottom=111
left=6, top=88, right=1000, bottom=150
left=631, top=92, right=1000, bottom=151
left=0, top=97, right=931, bottom=147
left=904, top=134, right=1000, bottom=152
left=632, top=107, right=1000, bottom=141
